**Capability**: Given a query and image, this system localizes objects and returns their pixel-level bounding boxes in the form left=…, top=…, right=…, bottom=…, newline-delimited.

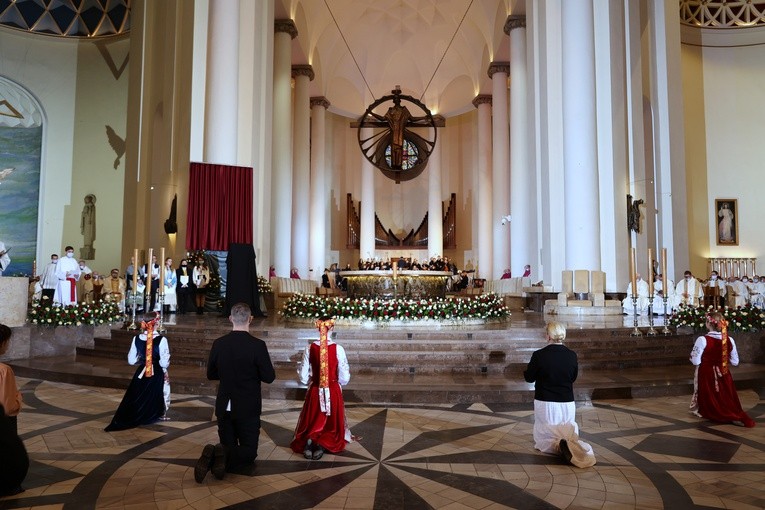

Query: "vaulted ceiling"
left=276, top=0, right=523, bottom=118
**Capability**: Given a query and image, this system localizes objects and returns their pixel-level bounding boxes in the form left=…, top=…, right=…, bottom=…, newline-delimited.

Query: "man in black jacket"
left=523, top=322, right=596, bottom=468
left=195, top=302, right=275, bottom=483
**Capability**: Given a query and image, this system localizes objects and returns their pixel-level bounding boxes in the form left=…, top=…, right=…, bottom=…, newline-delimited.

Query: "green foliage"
left=281, top=293, right=510, bottom=323
left=669, top=303, right=765, bottom=332
left=28, top=297, right=123, bottom=327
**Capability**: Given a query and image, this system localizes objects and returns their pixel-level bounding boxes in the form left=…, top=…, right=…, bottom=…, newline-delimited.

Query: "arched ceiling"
left=277, top=0, right=522, bottom=119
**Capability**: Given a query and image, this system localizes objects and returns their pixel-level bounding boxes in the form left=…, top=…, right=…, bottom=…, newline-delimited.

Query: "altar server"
left=53, top=246, right=81, bottom=305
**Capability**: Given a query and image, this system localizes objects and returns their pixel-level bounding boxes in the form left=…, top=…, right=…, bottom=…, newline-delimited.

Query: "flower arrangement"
left=257, top=275, right=273, bottom=293
left=281, top=293, right=510, bottom=324
left=669, top=304, right=765, bottom=332
left=28, top=297, right=123, bottom=327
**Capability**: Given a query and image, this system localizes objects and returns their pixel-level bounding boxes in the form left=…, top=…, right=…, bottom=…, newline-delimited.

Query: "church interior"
left=0, top=0, right=764, bottom=508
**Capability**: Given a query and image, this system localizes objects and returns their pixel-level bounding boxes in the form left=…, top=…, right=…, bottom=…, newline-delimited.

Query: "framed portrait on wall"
left=715, top=199, right=738, bottom=246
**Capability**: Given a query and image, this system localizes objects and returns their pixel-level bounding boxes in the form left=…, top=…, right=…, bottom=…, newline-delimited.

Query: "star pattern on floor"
left=0, top=379, right=762, bottom=509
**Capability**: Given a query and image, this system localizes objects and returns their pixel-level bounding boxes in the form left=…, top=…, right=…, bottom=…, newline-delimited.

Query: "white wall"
left=693, top=43, right=765, bottom=270
left=0, top=29, right=78, bottom=263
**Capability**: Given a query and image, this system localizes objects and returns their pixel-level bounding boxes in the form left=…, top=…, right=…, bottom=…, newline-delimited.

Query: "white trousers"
left=533, top=400, right=596, bottom=468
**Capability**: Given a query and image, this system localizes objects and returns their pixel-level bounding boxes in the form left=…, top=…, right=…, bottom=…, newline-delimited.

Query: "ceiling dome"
left=0, top=0, right=130, bottom=38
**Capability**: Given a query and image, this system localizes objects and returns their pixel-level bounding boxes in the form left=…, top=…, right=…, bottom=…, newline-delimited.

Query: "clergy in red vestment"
left=689, top=311, right=755, bottom=427
left=291, top=317, right=352, bottom=460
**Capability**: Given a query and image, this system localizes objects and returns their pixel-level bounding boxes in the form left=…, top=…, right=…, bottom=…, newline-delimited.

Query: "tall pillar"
left=291, top=65, right=313, bottom=280
left=473, top=95, right=493, bottom=280
left=649, top=0, right=689, bottom=277
left=271, top=20, right=296, bottom=277
left=489, top=62, right=510, bottom=278
left=562, top=0, right=600, bottom=270
left=359, top=127, right=376, bottom=262
left=309, top=97, right=330, bottom=278
left=427, top=125, right=443, bottom=259
left=505, top=15, right=535, bottom=277
left=203, top=0, right=239, bottom=165
left=241, top=0, right=275, bottom=276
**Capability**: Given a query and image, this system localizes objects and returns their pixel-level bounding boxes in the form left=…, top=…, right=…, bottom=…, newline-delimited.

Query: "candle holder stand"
left=127, top=290, right=138, bottom=330
left=646, top=296, right=658, bottom=336
left=630, top=296, right=642, bottom=336
left=157, top=293, right=166, bottom=333
left=662, top=295, right=671, bottom=335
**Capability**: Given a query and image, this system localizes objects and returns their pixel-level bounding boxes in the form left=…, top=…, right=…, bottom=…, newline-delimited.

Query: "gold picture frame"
left=715, top=199, right=738, bottom=246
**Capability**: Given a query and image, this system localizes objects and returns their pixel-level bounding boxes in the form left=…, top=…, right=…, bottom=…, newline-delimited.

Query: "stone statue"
left=627, top=194, right=643, bottom=233
left=81, top=194, right=96, bottom=259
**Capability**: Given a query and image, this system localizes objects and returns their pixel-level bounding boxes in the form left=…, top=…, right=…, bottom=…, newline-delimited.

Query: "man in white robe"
left=653, top=274, right=675, bottom=315
left=674, top=271, right=703, bottom=308
left=53, top=246, right=81, bottom=305
left=726, top=276, right=749, bottom=308
left=750, top=276, right=765, bottom=309
left=0, top=241, right=10, bottom=275
left=622, top=274, right=650, bottom=315
left=39, top=254, right=59, bottom=302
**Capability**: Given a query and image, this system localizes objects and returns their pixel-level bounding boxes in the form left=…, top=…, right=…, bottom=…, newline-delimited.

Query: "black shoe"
left=312, top=445, right=325, bottom=460
left=559, top=439, right=573, bottom=465
left=211, top=444, right=227, bottom=480
left=194, top=444, right=215, bottom=483
left=303, top=439, right=313, bottom=459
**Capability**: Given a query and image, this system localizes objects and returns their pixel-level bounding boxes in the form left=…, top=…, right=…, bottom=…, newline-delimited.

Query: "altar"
left=340, top=270, right=452, bottom=299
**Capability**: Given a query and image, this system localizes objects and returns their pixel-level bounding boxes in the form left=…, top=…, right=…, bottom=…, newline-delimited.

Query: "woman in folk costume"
left=291, top=316, right=352, bottom=460
left=105, top=314, right=171, bottom=431
left=689, top=311, right=755, bottom=427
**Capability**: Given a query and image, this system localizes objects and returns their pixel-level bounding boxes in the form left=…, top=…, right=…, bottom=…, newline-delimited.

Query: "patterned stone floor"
left=0, top=377, right=763, bottom=510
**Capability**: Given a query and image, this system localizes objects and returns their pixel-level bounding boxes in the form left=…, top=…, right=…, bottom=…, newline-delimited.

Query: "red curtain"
left=186, top=162, right=253, bottom=250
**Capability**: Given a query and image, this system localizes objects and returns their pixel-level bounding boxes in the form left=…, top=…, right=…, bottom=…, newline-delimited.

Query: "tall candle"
left=630, top=248, right=637, bottom=298
left=159, top=247, right=165, bottom=296
left=132, top=248, right=139, bottom=296
left=647, top=248, right=653, bottom=295
left=661, top=248, right=668, bottom=292
left=392, top=261, right=398, bottom=279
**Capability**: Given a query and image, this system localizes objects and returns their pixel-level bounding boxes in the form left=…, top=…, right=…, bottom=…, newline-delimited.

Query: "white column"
left=242, top=0, right=274, bottom=277
left=427, top=125, right=443, bottom=259
left=473, top=95, right=493, bottom=280
left=359, top=128, right=376, bottom=262
left=506, top=15, right=535, bottom=278
left=203, top=0, right=239, bottom=165
left=291, top=65, right=313, bottom=281
left=271, top=19, right=296, bottom=277
left=649, top=0, right=688, bottom=278
left=562, top=0, right=600, bottom=271
left=309, top=97, right=330, bottom=278
left=489, top=62, right=511, bottom=278
left=529, top=0, right=566, bottom=289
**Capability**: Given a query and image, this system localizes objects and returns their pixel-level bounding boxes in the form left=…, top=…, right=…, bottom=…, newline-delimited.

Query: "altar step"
left=75, top=323, right=693, bottom=375
left=10, top=355, right=764, bottom=404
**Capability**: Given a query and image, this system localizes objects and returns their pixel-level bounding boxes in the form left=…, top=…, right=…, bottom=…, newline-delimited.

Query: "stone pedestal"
left=0, top=276, right=29, bottom=327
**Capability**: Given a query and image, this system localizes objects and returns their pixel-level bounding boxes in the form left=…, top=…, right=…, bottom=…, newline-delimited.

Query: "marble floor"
left=0, top=376, right=763, bottom=510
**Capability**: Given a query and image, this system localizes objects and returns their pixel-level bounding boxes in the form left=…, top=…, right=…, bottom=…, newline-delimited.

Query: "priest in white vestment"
left=750, top=277, right=765, bottom=309
left=652, top=274, right=675, bottom=315
left=726, top=276, right=749, bottom=308
left=674, top=271, right=703, bottom=308
left=622, top=274, right=650, bottom=315
left=53, top=246, right=81, bottom=305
